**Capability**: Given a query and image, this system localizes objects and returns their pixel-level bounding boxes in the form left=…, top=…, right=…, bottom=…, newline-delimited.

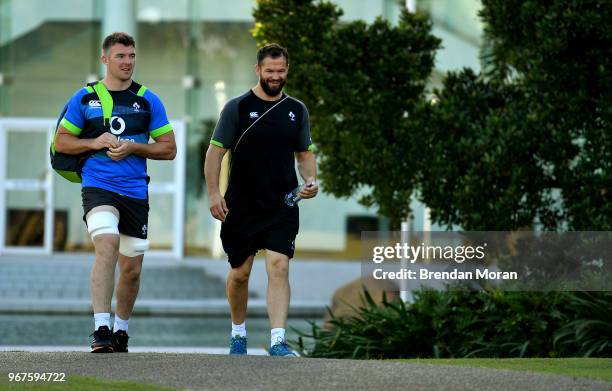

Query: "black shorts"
left=220, top=205, right=299, bottom=268
left=82, top=187, right=149, bottom=239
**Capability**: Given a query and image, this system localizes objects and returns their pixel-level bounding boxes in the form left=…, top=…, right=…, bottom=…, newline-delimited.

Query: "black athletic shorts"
left=220, top=204, right=299, bottom=268
left=82, top=186, right=149, bottom=239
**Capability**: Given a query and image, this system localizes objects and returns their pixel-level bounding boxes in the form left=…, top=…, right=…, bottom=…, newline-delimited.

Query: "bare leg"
left=115, top=254, right=144, bottom=320
left=265, top=250, right=290, bottom=329
left=88, top=206, right=120, bottom=314
left=90, top=234, right=119, bottom=313
left=227, top=255, right=255, bottom=324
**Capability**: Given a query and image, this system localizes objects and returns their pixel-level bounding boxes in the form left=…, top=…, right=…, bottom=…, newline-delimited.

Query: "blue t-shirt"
left=60, top=81, right=172, bottom=199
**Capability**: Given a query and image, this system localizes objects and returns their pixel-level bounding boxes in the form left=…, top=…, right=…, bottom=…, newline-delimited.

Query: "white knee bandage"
left=87, top=211, right=119, bottom=238
left=119, top=234, right=150, bottom=257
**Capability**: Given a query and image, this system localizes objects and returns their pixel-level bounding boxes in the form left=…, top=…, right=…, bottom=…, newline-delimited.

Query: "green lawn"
left=0, top=375, right=174, bottom=390
left=403, top=358, right=612, bottom=382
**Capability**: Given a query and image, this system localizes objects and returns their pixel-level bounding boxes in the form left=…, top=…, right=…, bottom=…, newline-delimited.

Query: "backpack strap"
left=87, top=81, right=113, bottom=130
left=137, top=85, right=147, bottom=97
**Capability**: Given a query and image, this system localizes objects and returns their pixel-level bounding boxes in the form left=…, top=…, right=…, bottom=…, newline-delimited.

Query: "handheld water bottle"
left=284, top=182, right=314, bottom=206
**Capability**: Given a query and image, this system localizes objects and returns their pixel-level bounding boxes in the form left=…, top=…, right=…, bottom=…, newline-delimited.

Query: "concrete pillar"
left=100, top=0, right=137, bottom=76
left=400, top=0, right=417, bottom=303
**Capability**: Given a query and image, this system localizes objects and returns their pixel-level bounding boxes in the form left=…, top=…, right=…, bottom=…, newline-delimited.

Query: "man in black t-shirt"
left=204, top=43, right=318, bottom=356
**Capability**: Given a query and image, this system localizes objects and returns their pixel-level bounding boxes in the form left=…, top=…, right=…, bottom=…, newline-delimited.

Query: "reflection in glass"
left=5, top=190, right=44, bottom=247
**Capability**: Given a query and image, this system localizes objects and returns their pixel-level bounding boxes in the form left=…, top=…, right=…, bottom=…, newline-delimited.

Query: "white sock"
left=271, top=328, right=285, bottom=346
left=113, top=315, right=129, bottom=332
left=94, top=313, right=111, bottom=330
left=231, top=321, right=246, bottom=338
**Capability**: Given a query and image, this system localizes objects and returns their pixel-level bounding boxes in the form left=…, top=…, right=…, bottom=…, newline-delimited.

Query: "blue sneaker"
left=229, top=336, right=247, bottom=355
left=268, top=342, right=297, bottom=357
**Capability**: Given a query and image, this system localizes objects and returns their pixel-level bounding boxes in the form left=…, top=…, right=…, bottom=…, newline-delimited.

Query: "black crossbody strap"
left=233, top=96, right=289, bottom=152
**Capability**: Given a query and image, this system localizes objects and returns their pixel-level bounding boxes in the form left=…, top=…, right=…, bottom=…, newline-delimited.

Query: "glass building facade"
left=0, top=0, right=482, bottom=258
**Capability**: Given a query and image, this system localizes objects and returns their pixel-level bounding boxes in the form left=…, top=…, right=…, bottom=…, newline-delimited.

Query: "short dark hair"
left=257, top=43, right=289, bottom=66
left=102, top=32, right=136, bottom=54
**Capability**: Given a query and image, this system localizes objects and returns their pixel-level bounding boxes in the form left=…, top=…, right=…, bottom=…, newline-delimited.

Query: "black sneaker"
left=112, top=330, right=129, bottom=353
left=90, top=326, right=113, bottom=353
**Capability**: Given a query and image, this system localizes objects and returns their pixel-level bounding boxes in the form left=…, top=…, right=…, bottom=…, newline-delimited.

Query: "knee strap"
left=119, top=234, right=150, bottom=257
left=87, top=211, right=119, bottom=238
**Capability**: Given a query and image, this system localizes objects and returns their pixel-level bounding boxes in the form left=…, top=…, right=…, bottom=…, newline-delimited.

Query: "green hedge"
left=292, top=291, right=611, bottom=359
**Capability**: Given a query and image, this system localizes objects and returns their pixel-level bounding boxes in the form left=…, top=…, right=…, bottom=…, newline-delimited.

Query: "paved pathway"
left=0, top=346, right=269, bottom=355
left=1, top=352, right=610, bottom=391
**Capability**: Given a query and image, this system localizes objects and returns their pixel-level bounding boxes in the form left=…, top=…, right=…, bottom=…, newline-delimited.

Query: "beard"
left=260, top=77, right=285, bottom=97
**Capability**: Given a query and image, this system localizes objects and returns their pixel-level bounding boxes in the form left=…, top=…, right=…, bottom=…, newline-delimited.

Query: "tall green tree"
left=253, top=0, right=611, bottom=230
left=253, top=0, right=440, bottom=225
left=413, top=72, right=555, bottom=230
left=416, top=0, right=612, bottom=230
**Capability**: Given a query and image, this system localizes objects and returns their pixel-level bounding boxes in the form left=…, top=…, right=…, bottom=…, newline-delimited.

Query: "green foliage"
left=554, top=292, right=612, bottom=357
left=294, top=291, right=435, bottom=359
left=413, top=71, right=549, bottom=230
left=292, top=290, right=611, bottom=359
left=415, top=0, right=612, bottom=230
left=253, top=0, right=441, bottom=226
left=254, top=0, right=611, bottom=230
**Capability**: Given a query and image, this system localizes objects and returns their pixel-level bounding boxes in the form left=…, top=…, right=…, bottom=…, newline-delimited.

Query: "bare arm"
left=107, top=131, right=176, bottom=161
left=295, top=150, right=318, bottom=199
left=54, top=126, right=119, bottom=154
left=204, top=144, right=229, bottom=221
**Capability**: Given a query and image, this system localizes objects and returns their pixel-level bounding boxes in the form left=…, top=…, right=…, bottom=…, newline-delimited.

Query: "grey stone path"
left=1, top=352, right=610, bottom=391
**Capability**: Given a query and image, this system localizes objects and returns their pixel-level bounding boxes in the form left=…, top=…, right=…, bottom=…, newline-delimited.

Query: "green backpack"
left=50, top=81, right=114, bottom=183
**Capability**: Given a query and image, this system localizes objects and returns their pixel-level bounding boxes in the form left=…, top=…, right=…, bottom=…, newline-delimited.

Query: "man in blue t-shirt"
left=54, top=32, right=176, bottom=353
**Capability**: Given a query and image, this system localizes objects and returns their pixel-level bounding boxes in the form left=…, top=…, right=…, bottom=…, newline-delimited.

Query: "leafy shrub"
left=292, top=290, right=611, bottom=359
left=554, top=291, right=612, bottom=357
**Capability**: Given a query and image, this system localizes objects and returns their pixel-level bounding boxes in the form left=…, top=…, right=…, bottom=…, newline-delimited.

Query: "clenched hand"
left=107, top=140, right=135, bottom=161
left=91, top=133, right=119, bottom=150
left=299, top=177, right=319, bottom=199
left=209, top=193, right=229, bottom=222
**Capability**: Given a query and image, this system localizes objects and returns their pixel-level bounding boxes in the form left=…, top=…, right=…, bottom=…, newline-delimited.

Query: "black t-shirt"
left=211, top=90, right=314, bottom=211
